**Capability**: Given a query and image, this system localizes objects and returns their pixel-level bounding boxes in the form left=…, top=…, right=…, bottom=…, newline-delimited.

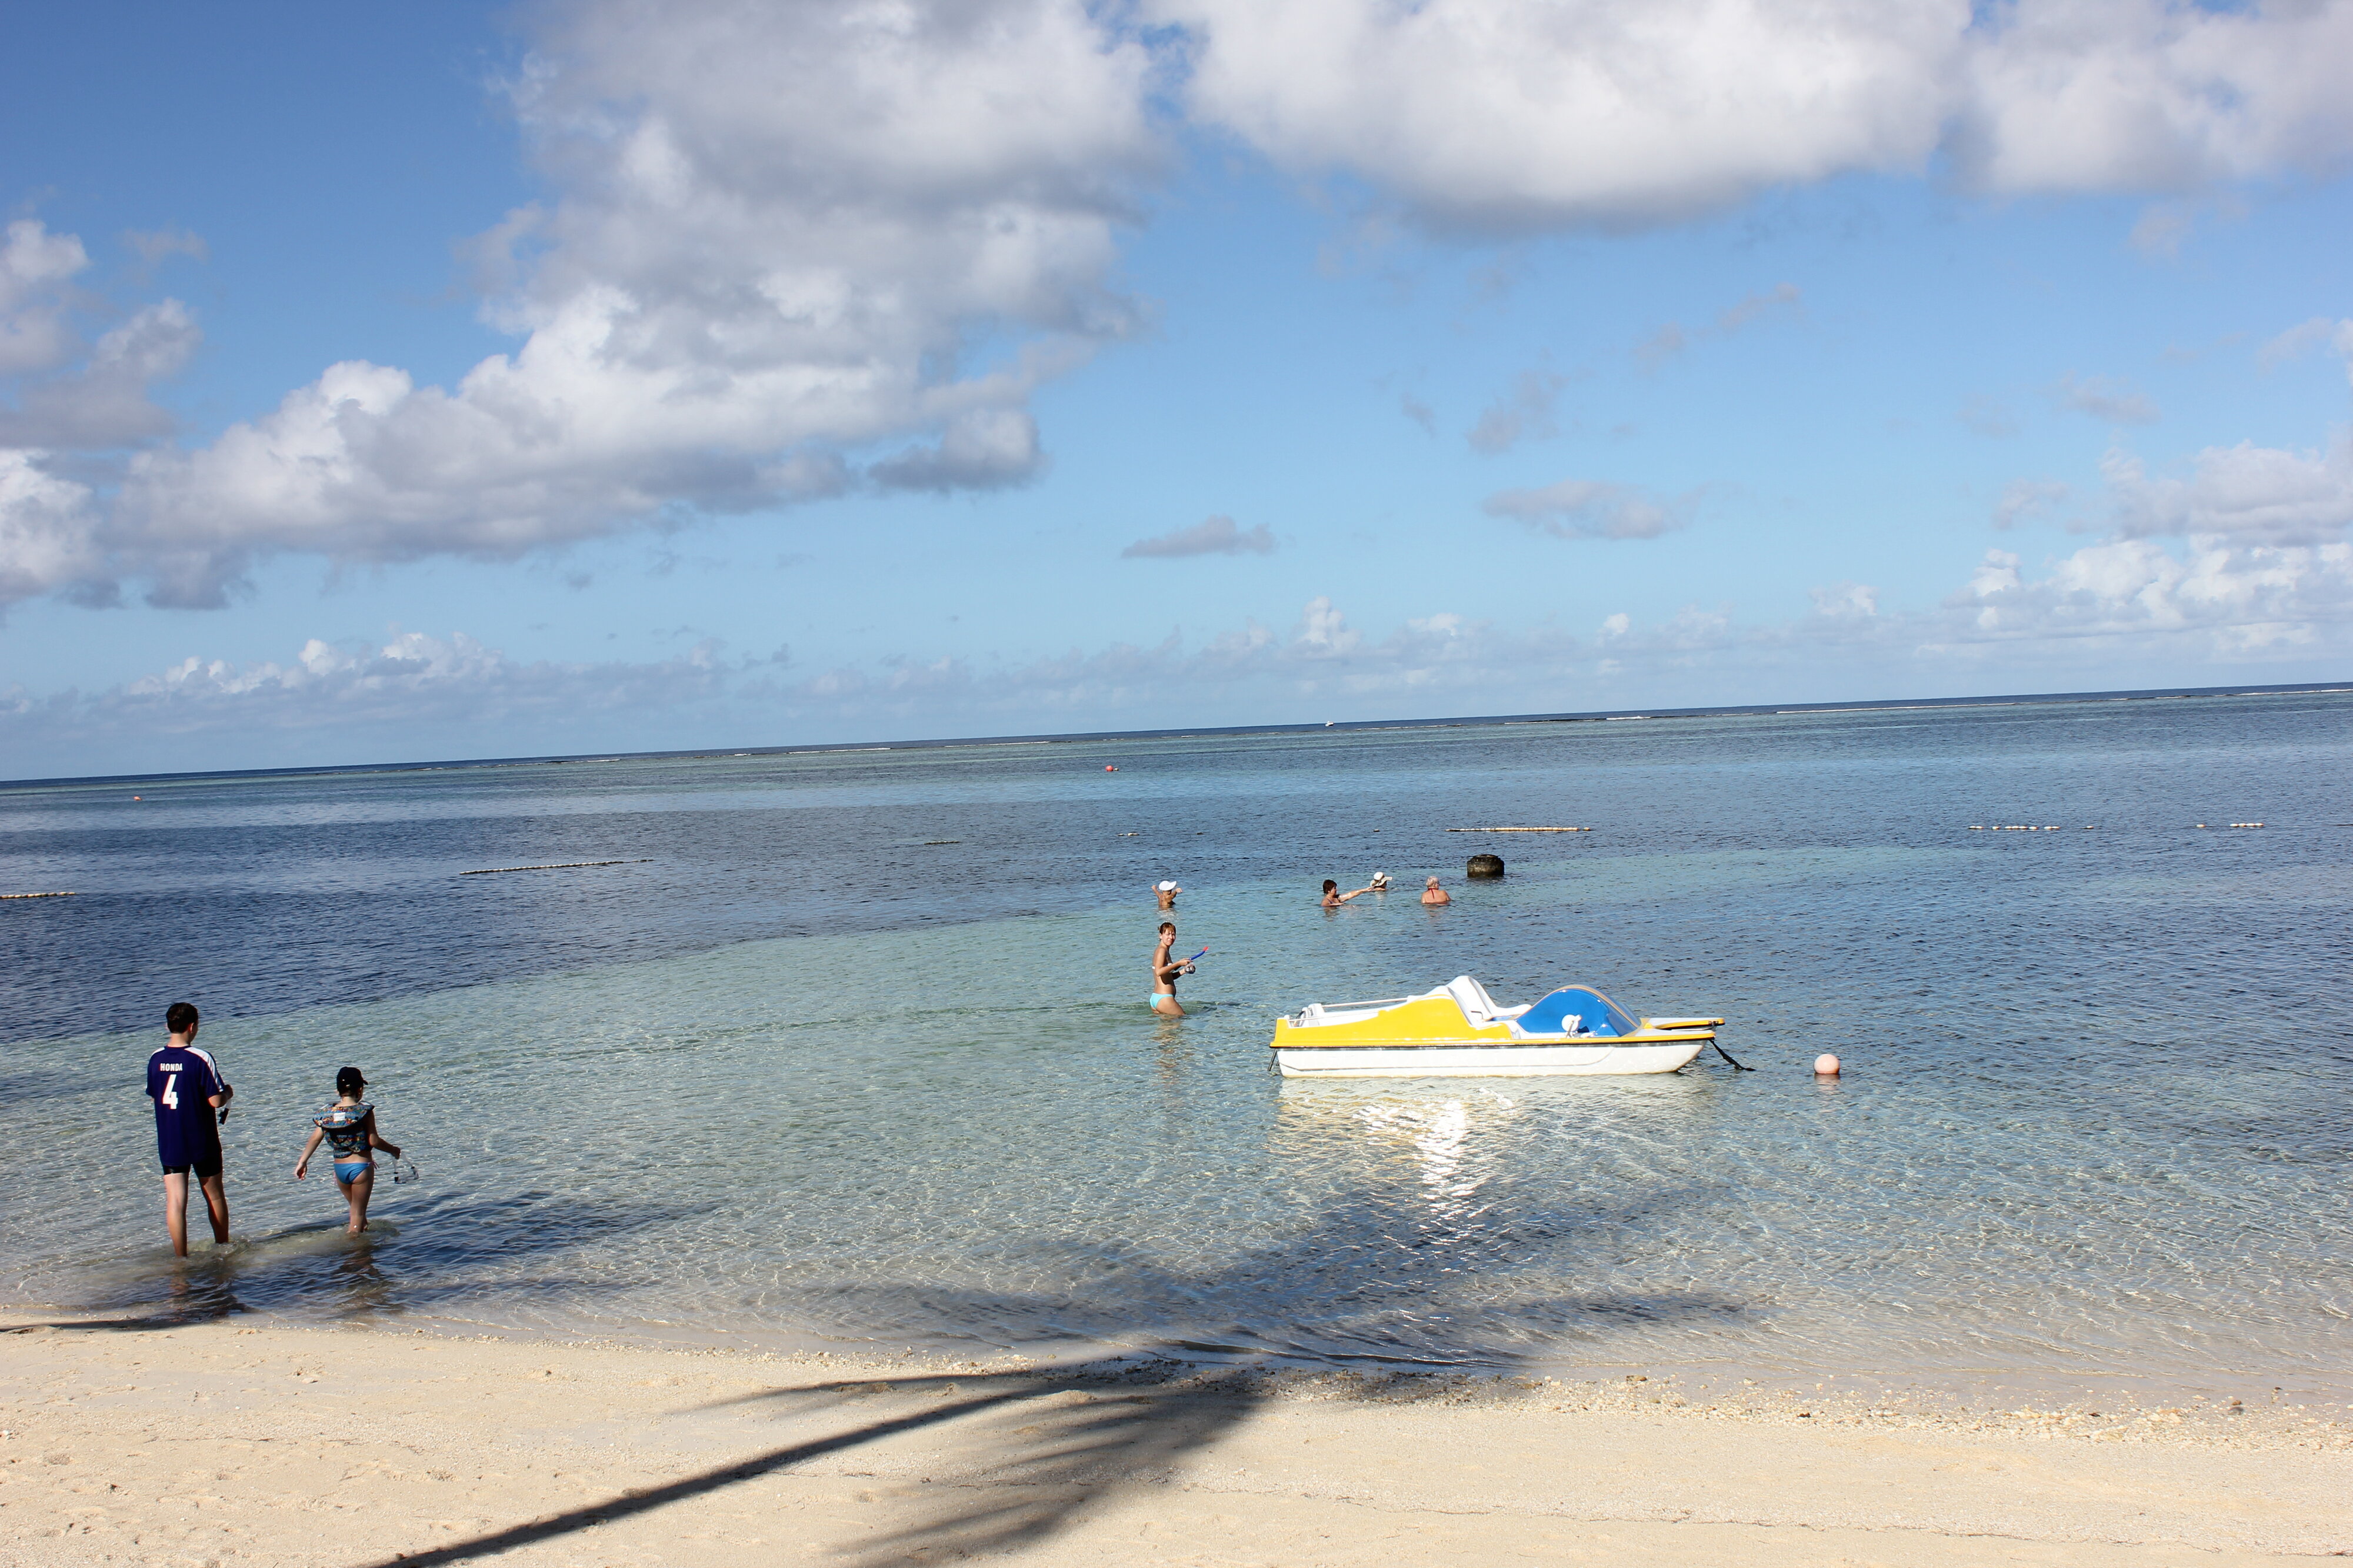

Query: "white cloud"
left=2102, top=439, right=2353, bottom=546
left=1121, top=514, right=1277, bottom=558
left=1483, top=479, right=1695, bottom=539
left=1809, top=581, right=1879, bottom=619
left=0, top=450, right=106, bottom=606
left=0, top=628, right=746, bottom=775
left=2259, top=316, right=2353, bottom=370
left=18, top=551, right=2353, bottom=776
left=0, top=300, right=199, bottom=449
left=0, top=221, right=91, bottom=375
left=1947, top=539, right=2353, bottom=653
left=1955, top=1, right=2353, bottom=195
left=1164, top=0, right=2353, bottom=232
left=12, top=0, right=2353, bottom=616
left=2, top=1, right=1158, bottom=610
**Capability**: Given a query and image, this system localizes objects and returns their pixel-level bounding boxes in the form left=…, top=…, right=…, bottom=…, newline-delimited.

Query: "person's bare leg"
left=198, top=1173, right=229, bottom=1245
left=347, top=1169, right=375, bottom=1233
left=162, top=1172, right=190, bottom=1257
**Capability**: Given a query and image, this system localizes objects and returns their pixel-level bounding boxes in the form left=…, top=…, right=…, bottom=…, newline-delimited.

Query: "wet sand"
left=4, top=1311, right=2347, bottom=1566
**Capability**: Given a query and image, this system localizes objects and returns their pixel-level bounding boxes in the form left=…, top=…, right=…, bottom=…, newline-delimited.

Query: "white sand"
left=4, top=1310, right=2347, bottom=1566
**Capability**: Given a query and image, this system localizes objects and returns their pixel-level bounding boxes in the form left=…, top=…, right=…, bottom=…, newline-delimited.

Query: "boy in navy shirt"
left=147, top=1001, right=233, bottom=1256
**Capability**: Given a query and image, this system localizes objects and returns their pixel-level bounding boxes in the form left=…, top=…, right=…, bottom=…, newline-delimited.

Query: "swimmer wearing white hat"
left=1155, top=880, right=1181, bottom=910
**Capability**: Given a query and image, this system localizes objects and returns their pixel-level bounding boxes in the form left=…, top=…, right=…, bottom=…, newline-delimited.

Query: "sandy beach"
left=4, top=1310, right=2346, bottom=1567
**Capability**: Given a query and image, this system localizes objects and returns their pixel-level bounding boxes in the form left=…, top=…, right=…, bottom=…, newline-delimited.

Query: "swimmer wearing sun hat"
left=1154, top=880, right=1181, bottom=910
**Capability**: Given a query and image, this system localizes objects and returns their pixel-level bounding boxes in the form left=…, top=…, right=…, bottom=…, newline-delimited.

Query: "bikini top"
left=315, top=1103, right=372, bottom=1157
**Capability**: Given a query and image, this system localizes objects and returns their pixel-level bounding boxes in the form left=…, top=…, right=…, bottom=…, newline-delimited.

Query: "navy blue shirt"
left=146, top=1044, right=225, bottom=1169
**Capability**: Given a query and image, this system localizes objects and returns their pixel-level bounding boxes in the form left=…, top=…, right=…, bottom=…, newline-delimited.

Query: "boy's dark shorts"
left=162, top=1154, right=224, bottom=1179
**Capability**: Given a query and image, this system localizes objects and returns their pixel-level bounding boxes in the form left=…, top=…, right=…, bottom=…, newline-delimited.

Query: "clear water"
left=4, top=695, right=2349, bottom=1399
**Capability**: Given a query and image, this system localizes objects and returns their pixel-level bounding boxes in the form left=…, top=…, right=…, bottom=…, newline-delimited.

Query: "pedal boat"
left=1271, top=975, right=1722, bottom=1079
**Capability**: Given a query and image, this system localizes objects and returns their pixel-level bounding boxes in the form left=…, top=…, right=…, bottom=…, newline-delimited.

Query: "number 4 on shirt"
left=161, top=1069, right=181, bottom=1109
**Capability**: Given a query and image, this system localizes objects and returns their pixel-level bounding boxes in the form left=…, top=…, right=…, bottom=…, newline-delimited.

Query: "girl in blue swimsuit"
left=294, top=1066, right=402, bottom=1235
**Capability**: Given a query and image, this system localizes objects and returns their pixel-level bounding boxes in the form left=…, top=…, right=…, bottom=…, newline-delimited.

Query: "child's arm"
left=294, top=1127, right=324, bottom=1179
left=362, top=1110, right=401, bottom=1160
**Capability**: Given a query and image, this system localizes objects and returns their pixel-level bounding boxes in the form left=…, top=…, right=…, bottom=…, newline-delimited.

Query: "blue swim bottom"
left=333, top=1160, right=371, bottom=1185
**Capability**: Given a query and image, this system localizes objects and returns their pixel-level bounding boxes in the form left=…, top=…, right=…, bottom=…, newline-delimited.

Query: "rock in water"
left=1466, top=853, right=1505, bottom=879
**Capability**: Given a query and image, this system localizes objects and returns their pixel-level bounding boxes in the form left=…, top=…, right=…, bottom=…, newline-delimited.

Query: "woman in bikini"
left=1150, top=921, right=1194, bottom=1016
left=294, top=1066, right=402, bottom=1235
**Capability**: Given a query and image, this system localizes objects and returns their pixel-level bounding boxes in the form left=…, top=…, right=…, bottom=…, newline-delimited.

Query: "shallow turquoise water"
left=4, top=696, right=2349, bottom=1397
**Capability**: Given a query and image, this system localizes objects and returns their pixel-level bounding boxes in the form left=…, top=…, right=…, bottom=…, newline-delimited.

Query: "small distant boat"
left=1270, top=975, right=1722, bottom=1078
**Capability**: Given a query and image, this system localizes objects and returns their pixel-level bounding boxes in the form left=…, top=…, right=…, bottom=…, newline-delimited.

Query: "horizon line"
left=6, top=677, right=2349, bottom=792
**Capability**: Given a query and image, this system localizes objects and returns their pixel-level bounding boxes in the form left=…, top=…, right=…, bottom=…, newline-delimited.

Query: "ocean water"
left=4, top=695, right=2349, bottom=1399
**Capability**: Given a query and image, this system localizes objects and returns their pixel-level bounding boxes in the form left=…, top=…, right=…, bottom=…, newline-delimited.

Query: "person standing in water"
left=1421, top=876, right=1452, bottom=906
left=148, top=1002, right=232, bottom=1257
left=1154, top=880, right=1181, bottom=910
left=1320, top=879, right=1375, bottom=908
left=294, top=1067, right=402, bottom=1235
left=1150, top=922, right=1194, bottom=1016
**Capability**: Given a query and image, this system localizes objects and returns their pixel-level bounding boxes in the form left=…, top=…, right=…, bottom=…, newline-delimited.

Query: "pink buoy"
left=1814, top=1053, right=1841, bottom=1076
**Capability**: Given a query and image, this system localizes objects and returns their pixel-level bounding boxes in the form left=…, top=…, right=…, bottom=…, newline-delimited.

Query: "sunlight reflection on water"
left=5, top=696, right=2350, bottom=1399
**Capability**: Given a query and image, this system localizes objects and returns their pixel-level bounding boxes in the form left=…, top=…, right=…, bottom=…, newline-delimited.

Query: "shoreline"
left=21, top=1272, right=2351, bottom=1419
left=5, top=1309, right=2346, bottom=1566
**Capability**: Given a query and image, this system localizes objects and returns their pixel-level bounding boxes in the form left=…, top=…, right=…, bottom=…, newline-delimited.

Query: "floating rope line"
left=1, top=890, right=76, bottom=899
left=460, top=859, right=651, bottom=876
left=1447, top=826, right=1595, bottom=833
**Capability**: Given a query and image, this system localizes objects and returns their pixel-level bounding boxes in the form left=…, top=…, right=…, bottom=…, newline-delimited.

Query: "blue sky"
left=5, top=0, right=2352, bottom=777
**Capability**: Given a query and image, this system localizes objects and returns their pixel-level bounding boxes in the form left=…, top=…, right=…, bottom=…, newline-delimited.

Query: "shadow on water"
left=327, top=1185, right=1738, bottom=1567
left=25, top=1189, right=698, bottom=1331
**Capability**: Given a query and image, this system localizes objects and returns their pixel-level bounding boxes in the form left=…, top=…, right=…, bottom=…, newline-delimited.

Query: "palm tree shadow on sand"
left=356, top=1177, right=1746, bottom=1567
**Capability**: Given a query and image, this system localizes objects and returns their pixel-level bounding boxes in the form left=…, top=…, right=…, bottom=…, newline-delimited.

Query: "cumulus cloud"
left=1483, top=479, right=1695, bottom=539
left=0, top=449, right=108, bottom=606
left=18, top=547, right=2353, bottom=776
left=2101, top=439, right=2353, bottom=546
left=14, top=0, right=2353, bottom=615
left=2, top=0, right=1156, bottom=610
left=1121, top=514, right=1277, bottom=558
left=0, top=221, right=91, bottom=375
left=867, top=408, right=1046, bottom=493
left=971, top=543, right=2353, bottom=715
left=0, top=300, right=199, bottom=450
left=0, top=628, right=748, bottom=775
left=1947, top=539, right=2353, bottom=653
left=1164, top=0, right=2353, bottom=231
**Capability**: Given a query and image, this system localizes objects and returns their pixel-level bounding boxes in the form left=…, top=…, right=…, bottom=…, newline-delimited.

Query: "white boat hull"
left=1273, top=1039, right=1708, bottom=1078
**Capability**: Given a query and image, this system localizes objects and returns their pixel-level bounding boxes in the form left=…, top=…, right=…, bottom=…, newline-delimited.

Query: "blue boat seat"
left=1512, top=986, right=1635, bottom=1038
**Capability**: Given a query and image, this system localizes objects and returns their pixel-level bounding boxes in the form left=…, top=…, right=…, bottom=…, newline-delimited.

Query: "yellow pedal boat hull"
left=1270, top=989, right=1720, bottom=1079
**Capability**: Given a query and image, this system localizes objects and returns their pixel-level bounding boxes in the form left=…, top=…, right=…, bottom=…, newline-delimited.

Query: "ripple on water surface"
left=4, top=698, right=2350, bottom=1398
